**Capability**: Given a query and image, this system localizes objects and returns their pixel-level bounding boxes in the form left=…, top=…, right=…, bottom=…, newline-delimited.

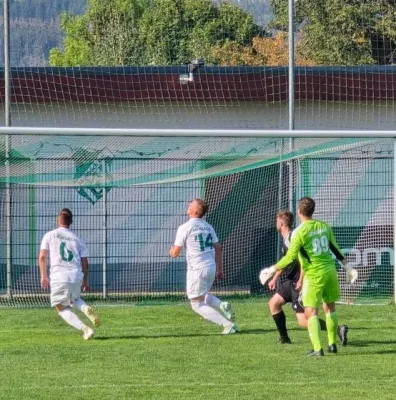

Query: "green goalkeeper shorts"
left=302, top=268, right=340, bottom=308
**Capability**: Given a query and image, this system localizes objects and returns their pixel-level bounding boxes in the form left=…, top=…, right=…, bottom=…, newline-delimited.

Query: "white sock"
left=58, top=309, right=86, bottom=331
left=71, top=298, right=87, bottom=312
left=205, top=294, right=222, bottom=309
left=191, top=302, right=231, bottom=327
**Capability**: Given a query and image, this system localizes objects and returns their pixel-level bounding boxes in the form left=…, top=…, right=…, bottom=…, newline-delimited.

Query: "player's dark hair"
left=277, top=210, right=294, bottom=228
left=193, top=198, right=209, bottom=218
left=58, top=208, right=73, bottom=226
left=298, top=197, right=315, bottom=217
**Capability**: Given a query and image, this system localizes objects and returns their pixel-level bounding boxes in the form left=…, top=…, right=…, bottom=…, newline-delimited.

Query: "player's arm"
left=80, top=240, right=90, bottom=291
left=214, top=242, right=224, bottom=279
left=328, top=226, right=345, bottom=262
left=328, top=226, right=358, bottom=284
left=275, top=234, right=302, bottom=270
left=81, top=257, right=89, bottom=291
left=169, top=245, right=182, bottom=258
left=260, top=234, right=302, bottom=285
left=295, top=268, right=304, bottom=291
left=170, top=226, right=185, bottom=258
left=38, top=234, right=50, bottom=289
left=268, top=237, right=292, bottom=288
left=267, top=268, right=283, bottom=290
left=38, top=249, right=49, bottom=289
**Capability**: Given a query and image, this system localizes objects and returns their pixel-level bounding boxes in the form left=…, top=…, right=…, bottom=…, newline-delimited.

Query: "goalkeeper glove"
left=343, top=264, right=358, bottom=284
left=259, top=266, right=277, bottom=286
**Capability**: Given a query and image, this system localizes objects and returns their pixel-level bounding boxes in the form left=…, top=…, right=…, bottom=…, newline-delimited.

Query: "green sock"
left=308, top=316, right=322, bottom=351
left=326, top=312, right=338, bottom=346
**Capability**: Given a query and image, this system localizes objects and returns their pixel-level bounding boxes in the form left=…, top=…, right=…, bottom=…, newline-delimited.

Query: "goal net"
left=0, top=132, right=392, bottom=306
left=1, top=0, right=395, bottom=307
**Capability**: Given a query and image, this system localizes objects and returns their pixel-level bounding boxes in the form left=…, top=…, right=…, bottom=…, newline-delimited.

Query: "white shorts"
left=186, top=265, right=216, bottom=299
left=50, top=281, right=82, bottom=307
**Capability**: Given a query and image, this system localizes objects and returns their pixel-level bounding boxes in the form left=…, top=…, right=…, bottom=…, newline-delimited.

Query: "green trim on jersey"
left=277, top=219, right=344, bottom=277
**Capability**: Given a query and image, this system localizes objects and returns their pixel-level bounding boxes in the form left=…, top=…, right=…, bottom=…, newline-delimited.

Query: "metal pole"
left=288, top=0, right=295, bottom=214
left=288, top=0, right=295, bottom=133
left=277, top=140, right=284, bottom=260
left=102, top=160, right=107, bottom=299
left=394, top=140, right=396, bottom=304
left=4, top=0, right=12, bottom=299
left=4, top=0, right=11, bottom=128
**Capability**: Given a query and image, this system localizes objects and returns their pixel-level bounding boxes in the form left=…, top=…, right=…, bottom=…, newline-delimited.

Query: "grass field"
left=1, top=300, right=396, bottom=400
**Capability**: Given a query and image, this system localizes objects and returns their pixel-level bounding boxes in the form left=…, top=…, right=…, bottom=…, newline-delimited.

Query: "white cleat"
left=83, top=306, right=101, bottom=327
left=220, top=301, right=235, bottom=321
left=222, top=323, right=238, bottom=335
left=82, top=326, right=94, bottom=341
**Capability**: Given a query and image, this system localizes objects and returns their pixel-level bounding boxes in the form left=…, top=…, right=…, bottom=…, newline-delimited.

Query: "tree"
left=50, top=0, right=148, bottom=66
left=211, top=33, right=313, bottom=66
left=270, top=0, right=396, bottom=65
left=49, top=0, right=265, bottom=66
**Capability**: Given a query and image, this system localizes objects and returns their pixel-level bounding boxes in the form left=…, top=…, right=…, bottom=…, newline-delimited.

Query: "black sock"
left=319, top=318, right=327, bottom=331
left=272, top=311, right=288, bottom=338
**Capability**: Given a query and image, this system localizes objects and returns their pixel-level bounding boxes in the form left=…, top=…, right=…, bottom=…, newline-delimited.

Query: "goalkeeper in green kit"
left=260, top=197, right=358, bottom=356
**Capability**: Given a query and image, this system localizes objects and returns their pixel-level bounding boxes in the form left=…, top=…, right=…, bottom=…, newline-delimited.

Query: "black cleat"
left=337, top=325, right=348, bottom=346
left=278, top=336, right=292, bottom=344
left=328, top=344, right=338, bottom=353
left=306, top=349, right=325, bottom=357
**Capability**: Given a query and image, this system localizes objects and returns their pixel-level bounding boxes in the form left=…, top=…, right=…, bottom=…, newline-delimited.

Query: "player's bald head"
left=298, top=197, right=315, bottom=217
left=58, top=208, right=73, bottom=226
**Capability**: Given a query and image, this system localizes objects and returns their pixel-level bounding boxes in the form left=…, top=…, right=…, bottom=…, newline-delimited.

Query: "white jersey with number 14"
left=40, top=227, right=89, bottom=283
left=174, top=218, right=219, bottom=270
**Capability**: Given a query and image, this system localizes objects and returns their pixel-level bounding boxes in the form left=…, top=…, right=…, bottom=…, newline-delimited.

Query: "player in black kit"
left=267, top=210, right=348, bottom=345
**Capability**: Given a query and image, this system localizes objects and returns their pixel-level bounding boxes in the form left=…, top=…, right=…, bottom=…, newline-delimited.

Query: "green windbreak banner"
left=0, top=136, right=377, bottom=187
left=0, top=138, right=393, bottom=306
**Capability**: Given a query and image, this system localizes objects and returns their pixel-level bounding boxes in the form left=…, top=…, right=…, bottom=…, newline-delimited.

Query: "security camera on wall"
left=180, top=59, right=205, bottom=84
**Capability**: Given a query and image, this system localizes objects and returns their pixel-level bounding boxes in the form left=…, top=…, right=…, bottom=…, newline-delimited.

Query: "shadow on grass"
left=349, top=339, right=396, bottom=347
left=334, top=349, right=396, bottom=356
left=95, top=327, right=276, bottom=341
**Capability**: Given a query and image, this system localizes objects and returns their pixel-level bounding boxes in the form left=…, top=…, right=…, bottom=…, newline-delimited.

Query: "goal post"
left=0, top=128, right=395, bottom=306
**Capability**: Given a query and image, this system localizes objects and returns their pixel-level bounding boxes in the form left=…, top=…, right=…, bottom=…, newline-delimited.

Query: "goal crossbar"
left=0, top=127, right=396, bottom=138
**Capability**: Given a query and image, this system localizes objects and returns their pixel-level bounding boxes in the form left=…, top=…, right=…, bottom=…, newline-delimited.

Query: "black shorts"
left=276, top=280, right=304, bottom=313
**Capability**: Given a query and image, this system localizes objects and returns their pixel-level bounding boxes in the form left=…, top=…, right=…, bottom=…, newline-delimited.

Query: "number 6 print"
left=60, top=242, right=74, bottom=262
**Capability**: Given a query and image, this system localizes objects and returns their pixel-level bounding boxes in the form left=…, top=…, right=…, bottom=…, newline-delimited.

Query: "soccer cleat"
left=219, top=302, right=235, bottom=321
left=337, top=325, right=348, bottom=346
left=82, top=326, right=94, bottom=341
left=328, top=344, right=338, bottom=354
left=278, top=336, right=292, bottom=344
left=222, top=323, right=238, bottom=335
left=82, top=306, right=101, bottom=327
left=306, top=349, right=325, bottom=357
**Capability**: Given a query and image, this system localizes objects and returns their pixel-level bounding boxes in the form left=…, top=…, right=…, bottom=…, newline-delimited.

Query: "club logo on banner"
left=73, top=148, right=114, bottom=205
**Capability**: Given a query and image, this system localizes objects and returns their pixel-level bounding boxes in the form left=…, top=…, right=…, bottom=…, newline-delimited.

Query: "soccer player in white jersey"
left=39, top=208, right=100, bottom=340
left=170, top=199, right=238, bottom=334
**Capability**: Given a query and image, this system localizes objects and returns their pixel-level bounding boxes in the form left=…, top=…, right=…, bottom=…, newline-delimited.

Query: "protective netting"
left=1, top=0, right=396, bottom=306
left=300, top=141, right=393, bottom=304
left=0, top=135, right=393, bottom=306
left=0, top=135, right=376, bottom=187
left=1, top=66, right=395, bottom=131
left=1, top=0, right=395, bottom=132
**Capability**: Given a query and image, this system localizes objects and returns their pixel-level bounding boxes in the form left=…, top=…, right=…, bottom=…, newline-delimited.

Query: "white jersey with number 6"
left=174, top=218, right=219, bottom=270
left=40, top=227, right=88, bottom=283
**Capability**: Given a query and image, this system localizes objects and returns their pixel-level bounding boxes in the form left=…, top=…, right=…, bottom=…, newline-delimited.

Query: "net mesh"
left=0, top=0, right=395, bottom=306
left=2, top=66, right=396, bottom=131
left=1, top=0, right=394, bottom=131
left=0, top=135, right=393, bottom=306
left=0, top=135, right=375, bottom=187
